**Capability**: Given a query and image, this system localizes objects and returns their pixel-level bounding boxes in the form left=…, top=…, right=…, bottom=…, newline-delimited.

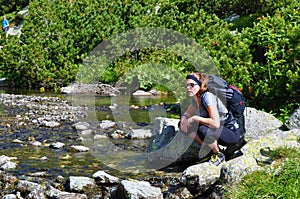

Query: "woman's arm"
left=180, top=104, right=196, bottom=133
left=189, top=105, right=220, bottom=128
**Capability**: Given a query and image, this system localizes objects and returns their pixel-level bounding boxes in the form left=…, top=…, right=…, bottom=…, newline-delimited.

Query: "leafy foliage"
left=1, top=0, right=125, bottom=88
left=242, top=1, right=300, bottom=112
left=0, top=0, right=299, bottom=117
left=0, top=0, right=29, bottom=16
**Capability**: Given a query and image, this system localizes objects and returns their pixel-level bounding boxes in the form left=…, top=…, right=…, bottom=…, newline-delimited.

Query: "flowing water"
left=0, top=88, right=181, bottom=179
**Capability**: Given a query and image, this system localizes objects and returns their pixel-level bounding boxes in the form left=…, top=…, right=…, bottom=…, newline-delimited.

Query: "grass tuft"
left=225, top=147, right=300, bottom=199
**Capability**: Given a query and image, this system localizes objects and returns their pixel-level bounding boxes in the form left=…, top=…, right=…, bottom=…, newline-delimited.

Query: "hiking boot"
left=209, top=152, right=225, bottom=166
left=197, top=148, right=213, bottom=164
left=224, top=138, right=247, bottom=161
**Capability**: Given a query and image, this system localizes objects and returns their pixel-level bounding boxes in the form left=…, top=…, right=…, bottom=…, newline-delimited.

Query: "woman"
left=180, top=72, right=240, bottom=166
left=2, top=16, right=9, bottom=39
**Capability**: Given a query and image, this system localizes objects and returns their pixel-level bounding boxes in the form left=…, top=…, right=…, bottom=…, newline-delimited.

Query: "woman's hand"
left=180, top=115, right=195, bottom=133
left=180, top=115, right=189, bottom=133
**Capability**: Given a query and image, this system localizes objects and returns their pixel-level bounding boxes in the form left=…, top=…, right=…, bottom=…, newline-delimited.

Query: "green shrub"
left=0, top=0, right=299, bottom=119
left=0, top=0, right=29, bottom=16
left=0, top=0, right=125, bottom=89
left=242, top=1, right=300, bottom=112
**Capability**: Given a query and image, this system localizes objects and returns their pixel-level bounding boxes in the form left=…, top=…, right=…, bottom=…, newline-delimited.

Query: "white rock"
left=92, top=171, right=119, bottom=184
left=70, top=145, right=90, bottom=152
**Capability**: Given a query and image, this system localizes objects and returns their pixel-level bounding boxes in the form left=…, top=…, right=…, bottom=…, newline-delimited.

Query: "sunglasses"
left=186, top=83, right=197, bottom=88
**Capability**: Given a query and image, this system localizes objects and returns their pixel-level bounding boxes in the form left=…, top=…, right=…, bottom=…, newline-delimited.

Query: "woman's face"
left=185, top=79, right=200, bottom=97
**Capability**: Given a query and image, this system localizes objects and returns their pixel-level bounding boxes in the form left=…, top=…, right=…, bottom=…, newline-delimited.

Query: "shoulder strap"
left=200, top=91, right=207, bottom=109
left=201, top=91, right=217, bottom=111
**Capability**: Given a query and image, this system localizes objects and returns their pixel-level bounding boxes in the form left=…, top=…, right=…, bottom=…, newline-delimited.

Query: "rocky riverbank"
left=0, top=93, right=299, bottom=198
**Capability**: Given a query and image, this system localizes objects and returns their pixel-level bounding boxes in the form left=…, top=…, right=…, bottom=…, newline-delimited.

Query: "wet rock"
left=0, top=94, right=88, bottom=130
left=61, top=83, right=121, bottom=96
left=1, top=92, right=300, bottom=198
left=73, top=122, right=90, bottom=131
left=3, top=194, right=17, bottom=199
left=11, top=139, right=24, bottom=144
left=50, top=142, right=65, bottom=149
left=39, top=156, right=48, bottom=161
left=0, top=155, right=18, bottom=170
left=0, top=155, right=14, bottom=164
left=29, top=141, right=42, bottom=147
left=147, top=124, right=200, bottom=169
left=17, top=180, right=44, bottom=193
left=46, top=186, right=88, bottom=199
left=70, top=145, right=90, bottom=152
left=152, top=117, right=180, bottom=136
left=99, top=120, right=116, bottom=130
left=113, top=179, right=163, bottom=199
left=109, top=129, right=126, bottom=139
left=132, top=90, right=154, bottom=96
left=92, top=171, right=119, bottom=184
left=27, top=189, right=47, bottom=199
left=80, top=129, right=94, bottom=137
left=164, top=187, right=193, bottom=199
left=1, top=161, right=17, bottom=170
left=93, top=134, right=108, bottom=140
left=125, top=129, right=152, bottom=139
left=29, top=172, right=50, bottom=178
left=68, top=176, right=95, bottom=192
left=40, top=120, right=61, bottom=128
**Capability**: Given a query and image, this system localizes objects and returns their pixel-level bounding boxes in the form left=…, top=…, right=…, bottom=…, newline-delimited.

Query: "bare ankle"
left=208, top=141, right=219, bottom=153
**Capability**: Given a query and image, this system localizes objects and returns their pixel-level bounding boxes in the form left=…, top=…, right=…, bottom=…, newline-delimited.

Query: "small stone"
left=50, top=142, right=65, bottom=149
left=70, top=145, right=90, bottom=152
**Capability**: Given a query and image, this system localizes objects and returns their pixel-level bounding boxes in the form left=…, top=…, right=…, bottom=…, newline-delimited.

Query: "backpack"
left=206, top=75, right=246, bottom=135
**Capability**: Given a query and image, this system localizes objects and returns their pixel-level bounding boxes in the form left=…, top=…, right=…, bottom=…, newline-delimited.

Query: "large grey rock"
left=221, top=155, right=261, bottom=184
left=126, top=129, right=152, bottom=139
left=285, top=107, right=300, bottom=130
left=242, top=129, right=300, bottom=159
left=99, top=120, right=116, bottom=130
left=70, top=145, right=90, bottom=152
left=0, top=155, right=18, bottom=170
left=114, top=180, right=163, bottom=199
left=3, top=194, right=17, bottom=199
left=92, top=170, right=119, bottom=184
left=17, top=180, right=43, bottom=192
left=147, top=123, right=200, bottom=169
left=68, top=176, right=95, bottom=192
left=46, top=186, right=87, bottom=199
left=152, top=117, right=180, bottom=136
left=244, top=107, right=283, bottom=140
left=17, top=6, right=29, bottom=19
left=181, top=162, right=221, bottom=195
left=27, top=189, right=47, bottom=199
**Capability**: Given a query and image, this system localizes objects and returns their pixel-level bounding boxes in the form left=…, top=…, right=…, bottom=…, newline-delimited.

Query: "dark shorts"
left=3, top=27, right=9, bottom=33
left=187, top=122, right=240, bottom=146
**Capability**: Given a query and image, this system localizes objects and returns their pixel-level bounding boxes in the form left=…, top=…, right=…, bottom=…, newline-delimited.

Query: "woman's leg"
left=198, top=125, right=240, bottom=147
left=179, top=121, right=204, bottom=146
left=187, top=131, right=203, bottom=146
